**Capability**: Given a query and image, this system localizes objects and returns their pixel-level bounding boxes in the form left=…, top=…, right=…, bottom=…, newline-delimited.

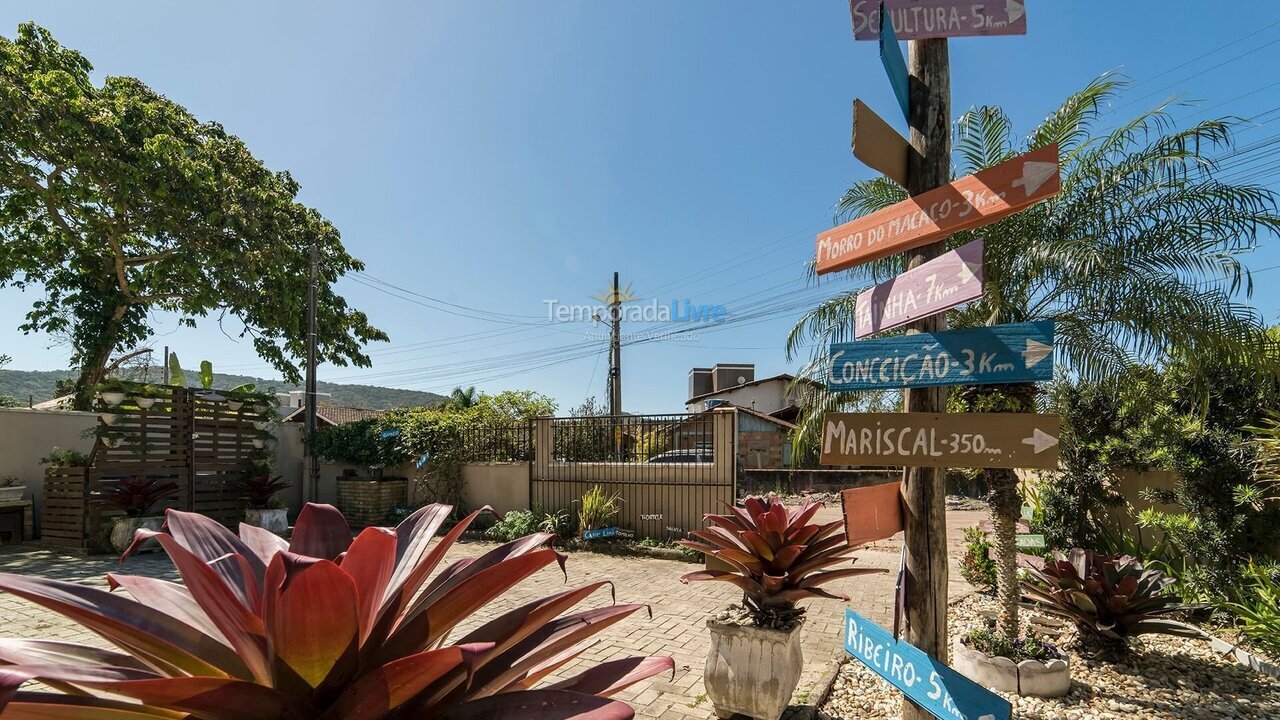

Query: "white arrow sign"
left=1011, top=161, right=1058, bottom=197
left=1022, top=339, right=1052, bottom=368
left=1022, top=428, right=1059, bottom=454
left=956, top=259, right=981, bottom=285
left=1005, top=0, right=1025, bottom=24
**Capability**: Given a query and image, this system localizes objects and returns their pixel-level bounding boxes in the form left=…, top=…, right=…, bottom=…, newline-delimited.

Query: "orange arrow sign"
left=816, top=143, right=1060, bottom=275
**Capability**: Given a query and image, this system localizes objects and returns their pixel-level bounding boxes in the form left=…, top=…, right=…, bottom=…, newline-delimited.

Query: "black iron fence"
left=457, top=422, right=534, bottom=463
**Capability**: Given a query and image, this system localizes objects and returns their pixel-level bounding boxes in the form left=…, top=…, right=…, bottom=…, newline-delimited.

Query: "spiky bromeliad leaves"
left=0, top=503, right=672, bottom=719
left=1020, top=548, right=1205, bottom=648
left=676, top=497, right=885, bottom=627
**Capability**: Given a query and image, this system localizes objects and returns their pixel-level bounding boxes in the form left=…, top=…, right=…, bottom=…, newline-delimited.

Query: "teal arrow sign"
left=828, top=321, right=1054, bottom=391
left=878, top=1, right=910, bottom=121
left=845, top=609, right=1011, bottom=720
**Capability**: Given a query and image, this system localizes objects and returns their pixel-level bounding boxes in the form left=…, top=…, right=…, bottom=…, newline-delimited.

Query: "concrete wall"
left=463, top=463, right=529, bottom=516
left=273, top=423, right=306, bottom=510
left=0, top=408, right=97, bottom=533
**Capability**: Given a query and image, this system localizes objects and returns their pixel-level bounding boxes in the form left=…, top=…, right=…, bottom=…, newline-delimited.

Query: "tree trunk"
left=987, top=466, right=1021, bottom=639
left=71, top=306, right=127, bottom=411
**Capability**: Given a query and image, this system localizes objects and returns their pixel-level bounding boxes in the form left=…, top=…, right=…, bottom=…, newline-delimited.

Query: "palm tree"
left=442, top=385, right=479, bottom=411
left=788, top=74, right=1280, bottom=640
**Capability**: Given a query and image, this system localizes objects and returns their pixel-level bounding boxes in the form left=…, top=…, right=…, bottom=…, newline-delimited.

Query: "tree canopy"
left=0, top=23, right=387, bottom=408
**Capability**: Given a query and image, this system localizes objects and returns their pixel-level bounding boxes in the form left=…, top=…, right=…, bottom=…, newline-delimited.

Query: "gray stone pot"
left=110, top=516, right=165, bottom=554
left=704, top=617, right=804, bottom=720
left=0, top=486, right=25, bottom=503
left=953, top=637, right=1070, bottom=698
left=244, top=508, right=289, bottom=536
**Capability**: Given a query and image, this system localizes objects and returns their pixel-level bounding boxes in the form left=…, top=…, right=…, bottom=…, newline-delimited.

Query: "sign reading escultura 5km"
left=850, top=0, right=1028, bottom=42
left=828, top=321, right=1053, bottom=391
left=816, top=144, right=1059, bottom=275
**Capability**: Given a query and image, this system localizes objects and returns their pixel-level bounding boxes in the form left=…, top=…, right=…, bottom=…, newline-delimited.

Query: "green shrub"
left=578, top=485, right=622, bottom=532
left=966, top=621, right=1062, bottom=662
left=960, top=526, right=997, bottom=592
left=1220, top=558, right=1280, bottom=659
left=38, top=446, right=90, bottom=467
left=485, top=508, right=541, bottom=542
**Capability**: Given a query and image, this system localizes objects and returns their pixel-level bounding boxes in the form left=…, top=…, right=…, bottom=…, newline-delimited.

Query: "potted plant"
left=39, top=447, right=90, bottom=469
left=0, top=477, right=24, bottom=503
left=96, top=379, right=128, bottom=407
left=130, top=384, right=164, bottom=410
left=89, top=476, right=179, bottom=553
left=677, top=498, right=885, bottom=720
left=238, top=472, right=291, bottom=534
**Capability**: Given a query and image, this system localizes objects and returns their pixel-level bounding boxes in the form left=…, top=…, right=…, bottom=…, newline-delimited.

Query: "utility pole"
left=162, top=345, right=169, bottom=385
left=305, top=245, right=320, bottom=503
left=608, top=271, right=623, bottom=458
left=901, top=37, right=951, bottom=720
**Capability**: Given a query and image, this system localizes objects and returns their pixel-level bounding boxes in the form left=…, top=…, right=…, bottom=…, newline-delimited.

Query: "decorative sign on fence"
left=851, top=0, right=1028, bottom=41
left=829, top=321, right=1054, bottom=391
left=582, top=527, right=635, bottom=541
left=820, top=412, right=1061, bottom=469
left=855, top=238, right=984, bottom=338
left=841, top=481, right=904, bottom=546
left=816, top=144, right=1059, bottom=275
left=853, top=99, right=911, bottom=187
left=845, top=609, right=1013, bottom=720
left=878, top=4, right=910, bottom=121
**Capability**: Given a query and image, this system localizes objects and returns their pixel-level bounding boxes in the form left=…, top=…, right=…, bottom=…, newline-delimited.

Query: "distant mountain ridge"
left=0, top=367, right=446, bottom=410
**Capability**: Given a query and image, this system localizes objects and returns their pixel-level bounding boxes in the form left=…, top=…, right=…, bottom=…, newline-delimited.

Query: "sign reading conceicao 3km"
left=815, top=144, right=1059, bottom=275
left=820, top=412, right=1060, bottom=470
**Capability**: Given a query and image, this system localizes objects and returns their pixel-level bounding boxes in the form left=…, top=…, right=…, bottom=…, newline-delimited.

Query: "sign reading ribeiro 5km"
left=845, top=609, right=1012, bottom=720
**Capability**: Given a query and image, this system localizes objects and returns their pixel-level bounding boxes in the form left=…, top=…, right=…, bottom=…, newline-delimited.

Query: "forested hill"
left=0, top=367, right=446, bottom=410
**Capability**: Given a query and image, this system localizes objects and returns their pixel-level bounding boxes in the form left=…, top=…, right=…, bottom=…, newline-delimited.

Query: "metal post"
left=609, top=271, right=622, bottom=457
left=305, top=245, right=320, bottom=503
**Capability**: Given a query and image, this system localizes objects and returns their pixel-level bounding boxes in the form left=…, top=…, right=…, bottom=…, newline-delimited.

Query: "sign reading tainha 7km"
left=816, top=144, right=1059, bottom=275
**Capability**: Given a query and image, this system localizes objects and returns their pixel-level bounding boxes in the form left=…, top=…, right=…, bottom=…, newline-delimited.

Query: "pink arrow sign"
left=854, top=237, right=984, bottom=338
left=851, top=0, right=1028, bottom=41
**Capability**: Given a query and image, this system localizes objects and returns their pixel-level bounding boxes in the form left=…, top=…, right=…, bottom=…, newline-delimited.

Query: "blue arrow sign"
left=878, top=2, right=910, bottom=121
left=845, top=609, right=1011, bottom=720
left=828, top=321, right=1053, bottom=391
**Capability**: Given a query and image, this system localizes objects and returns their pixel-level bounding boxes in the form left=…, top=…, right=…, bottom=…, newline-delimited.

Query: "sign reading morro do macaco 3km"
left=815, top=143, right=1059, bottom=275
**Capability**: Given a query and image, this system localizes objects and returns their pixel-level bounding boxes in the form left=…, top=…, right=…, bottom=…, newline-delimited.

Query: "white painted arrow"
left=956, top=259, right=981, bottom=285
left=1022, top=339, right=1051, bottom=368
left=1005, top=0, right=1025, bottom=24
left=1021, top=428, right=1059, bottom=454
left=1011, top=161, right=1057, bottom=197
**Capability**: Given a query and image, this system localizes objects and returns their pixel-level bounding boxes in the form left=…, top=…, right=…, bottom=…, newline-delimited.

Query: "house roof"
left=31, top=395, right=74, bottom=410
left=686, top=373, right=821, bottom=405
left=281, top=405, right=387, bottom=427
left=681, top=404, right=796, bottom=431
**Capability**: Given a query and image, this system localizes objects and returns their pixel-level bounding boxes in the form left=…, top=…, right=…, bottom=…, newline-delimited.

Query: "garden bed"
left=822, top=594, right=1280, bottom=720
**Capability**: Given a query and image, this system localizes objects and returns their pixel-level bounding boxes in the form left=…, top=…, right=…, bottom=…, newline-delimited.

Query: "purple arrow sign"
left=855, top=238, right=984, bottom=339
left=851, top=0, right=1028, bottom=41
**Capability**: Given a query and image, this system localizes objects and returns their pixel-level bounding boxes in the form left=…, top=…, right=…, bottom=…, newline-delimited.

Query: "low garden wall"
left=739, top=468, right=900, bottom=497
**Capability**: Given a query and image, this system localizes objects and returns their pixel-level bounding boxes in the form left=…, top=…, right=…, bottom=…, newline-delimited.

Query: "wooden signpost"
left=816, top=143, right=1059, bottom=275
left=851, top=0, right=1028, bottom=41
left=829, top=320, right=1054, bottom=391
left=855, top=237, right=984, bottom=338
left=853, top=99, right=911, bottom=187
left=820, top=412, right=1060, bottom=470
left=845, top=609, right=1013, bottom=720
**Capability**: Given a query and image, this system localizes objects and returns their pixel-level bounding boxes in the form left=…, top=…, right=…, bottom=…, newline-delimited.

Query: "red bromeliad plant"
left=0, top=503, right=672, bottom=719
left=90, top=476, right=179, bottom=518
left=676, top=497, right=884, bottom=627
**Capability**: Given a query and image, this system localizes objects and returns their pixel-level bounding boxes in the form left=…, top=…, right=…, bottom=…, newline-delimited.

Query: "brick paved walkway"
left=0, top=540, right=971, bottom=718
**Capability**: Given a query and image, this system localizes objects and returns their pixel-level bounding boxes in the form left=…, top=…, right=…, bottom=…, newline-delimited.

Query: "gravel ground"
left=822, top=594, right=1280, bottom=720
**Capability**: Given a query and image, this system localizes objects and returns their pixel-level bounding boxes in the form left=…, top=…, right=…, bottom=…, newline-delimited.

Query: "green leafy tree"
left=441, top=385, right=479, bottom=410
left=0, top=24, right=386, bottom=410
left=788, top=75, right=1280, bottom=639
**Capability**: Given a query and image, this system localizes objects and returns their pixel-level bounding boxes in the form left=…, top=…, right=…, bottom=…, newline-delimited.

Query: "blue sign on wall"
left=828, top=321, right=1054, bottom=391
left=845, top=609, right=1011, bottom=720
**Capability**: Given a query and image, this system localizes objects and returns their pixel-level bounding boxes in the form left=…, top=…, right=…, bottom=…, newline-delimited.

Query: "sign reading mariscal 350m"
left=828, top=321, right=1054, bottom=391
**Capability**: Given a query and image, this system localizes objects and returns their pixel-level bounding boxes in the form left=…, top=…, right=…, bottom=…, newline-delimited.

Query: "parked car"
left=646, top=449, right=713, bottom=464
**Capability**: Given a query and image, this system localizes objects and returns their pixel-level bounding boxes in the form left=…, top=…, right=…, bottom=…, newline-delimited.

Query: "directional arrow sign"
left=855, top=238, right=984, bottom=338
left=878, top=4, right=910, bottom=122
left=816, top=144, right=1059, bottom=275
left=821, top=412, right=1061, bottom=470
left=852, top=99, right=910, bottom=187
left=829, top=321, right=1054, bottom=391
left=845, top=609, right=1012, bottom=720
left=851, top=0, right=1028, bottom=41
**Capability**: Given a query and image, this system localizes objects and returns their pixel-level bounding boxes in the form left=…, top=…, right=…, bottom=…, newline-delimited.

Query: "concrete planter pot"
left=244, top=508, right=289, bottom=536
left=953, top=637, right=1070, bottom=698
left=110, top=516, right=165, bottom=554
left=99, top=391, right=126, bottom=407
left=704, top=617, right=804, bottom=720
left=134, top=396, right=157, bottom=410
left=0, top=486, right=25, bottom=503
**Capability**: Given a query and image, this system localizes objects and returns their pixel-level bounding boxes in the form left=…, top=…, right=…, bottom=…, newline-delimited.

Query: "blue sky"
left=3, top=1, right=1280, bottom=412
